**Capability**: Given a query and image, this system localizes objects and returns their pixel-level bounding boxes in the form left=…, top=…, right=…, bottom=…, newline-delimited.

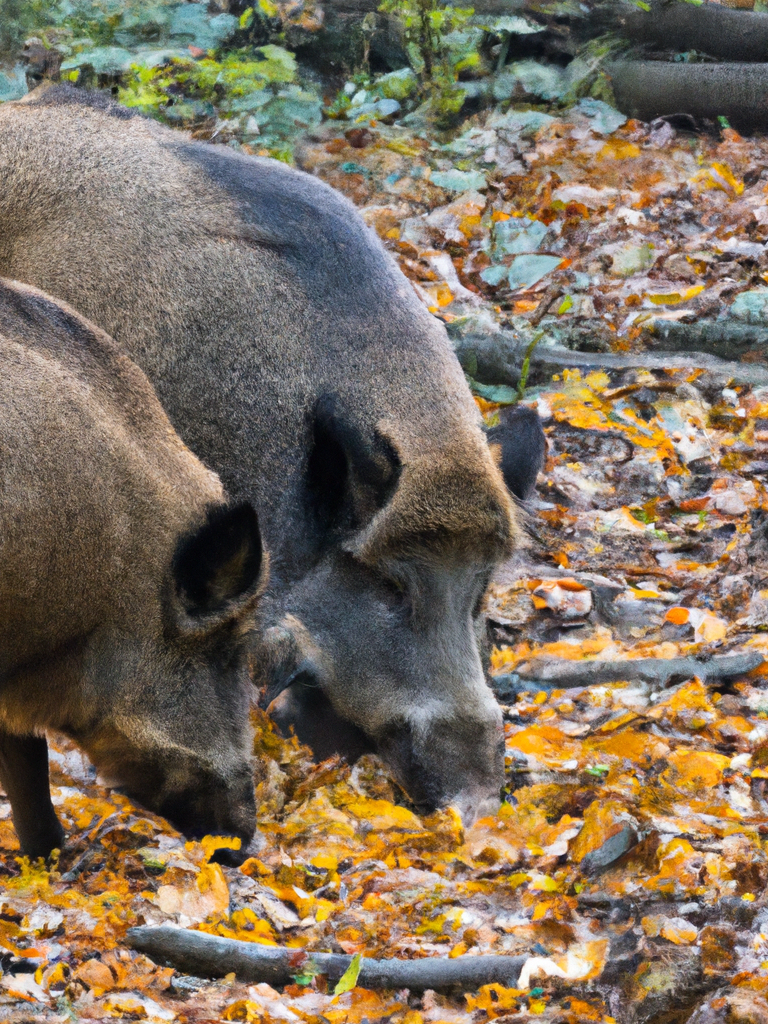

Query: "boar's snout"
left=156, top=764, right=256, bottom=862
left=376, top=702, right=505, bottom=821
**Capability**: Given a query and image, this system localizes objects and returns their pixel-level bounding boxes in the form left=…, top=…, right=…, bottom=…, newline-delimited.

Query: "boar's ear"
left=171, top=502, right=265, bottom=630
left=306, top=394, right=401, bottom=535
left=485, top=405, right=546, bottom=502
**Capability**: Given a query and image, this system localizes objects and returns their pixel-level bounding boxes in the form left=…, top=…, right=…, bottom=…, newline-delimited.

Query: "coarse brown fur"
left=0, top=278, right=266, bottom=859
left=0, top=88, right=517, bottom=817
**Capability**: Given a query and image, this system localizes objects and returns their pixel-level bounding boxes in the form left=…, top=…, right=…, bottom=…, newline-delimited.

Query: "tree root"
left=451, top=327, right=768, bottom=387
left=606, top=61, right=768, bottom=134
left=619, top=1, right=768, bottom=65
left=492, top=651, right=764, bottom=696
left=127, top=926, right=528, bottom=991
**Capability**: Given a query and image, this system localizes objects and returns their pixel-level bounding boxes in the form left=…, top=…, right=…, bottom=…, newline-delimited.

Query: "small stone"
left=641, top=915, right=698, bottom=944
left=580, top=823, right=638, bottom=874
left=375, top=67, right=418, bottom=101
left=611, top=242, right=657, bottom=278
left=714, top=491, right=748, bottom=516
left=570, top=799, right=639, bottom=874
left=430, top=169, right=487, bottom=193
left=730, top=288, right=768, bottom=325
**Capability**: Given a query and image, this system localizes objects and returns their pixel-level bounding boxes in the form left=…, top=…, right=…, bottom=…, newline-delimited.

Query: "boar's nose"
left=376, top=710, right=505, bottom=816
left=449, top=788, right=502, bottom=828
left=158, top=768, right=256, bottom=864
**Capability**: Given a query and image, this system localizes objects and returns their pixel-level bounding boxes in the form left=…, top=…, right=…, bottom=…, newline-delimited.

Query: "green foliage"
left=0, top=1, right=240, bottom=69
left=378, top=0, right=474, bottom=123
left=0, top=0, right=319, bottom=161
left=118, top=46, right=320, bottom=159
left=0, top=0, right=54, bottom=57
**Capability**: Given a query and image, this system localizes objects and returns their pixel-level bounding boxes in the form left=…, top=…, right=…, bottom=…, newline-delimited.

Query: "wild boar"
left=0, top=87, right=536, bottom=820
left=0, top=277, right=265, bottom=860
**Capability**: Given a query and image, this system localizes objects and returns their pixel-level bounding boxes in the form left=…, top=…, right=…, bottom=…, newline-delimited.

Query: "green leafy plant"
left=379, top=0, right=473, bottom=81
left=378, top=0, right=474, bottom=121
left=118, top=46, right=321, bottom=159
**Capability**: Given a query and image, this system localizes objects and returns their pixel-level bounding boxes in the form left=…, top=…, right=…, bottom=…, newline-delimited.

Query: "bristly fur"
left=0, top=277, right=262, bottom=859
left=0, top=88, right=521, bottom=817
left=24, top=81, right=139, bottom=118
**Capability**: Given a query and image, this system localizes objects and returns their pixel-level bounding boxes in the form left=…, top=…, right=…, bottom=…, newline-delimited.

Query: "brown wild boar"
left=0, top=277, right=265, bottom=860
left=0, top=87, right=536, bottom=821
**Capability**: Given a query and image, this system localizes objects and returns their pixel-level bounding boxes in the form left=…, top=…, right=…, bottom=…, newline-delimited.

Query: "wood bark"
left=606, top=61, right=768, bottom=134
left=127, top=926, right=528, bottom=990
left=451, top=328, right=768, bottom=387
left=644, top=320, right=768, bottom=362
left=494, top=651, right=765, bottom=693
left=619, top=1, right=768, bottom=64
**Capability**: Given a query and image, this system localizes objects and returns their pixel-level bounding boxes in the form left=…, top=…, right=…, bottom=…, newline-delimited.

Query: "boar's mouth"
left=267, top=669, right=375, bottom=764
left=267, top=674, right=503, bottom=818
left=86, top=736, right=256, bottom=859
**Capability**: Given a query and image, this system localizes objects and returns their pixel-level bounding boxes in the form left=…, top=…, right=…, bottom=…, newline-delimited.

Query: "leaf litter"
left=5, top=76, right=768, bottom=1024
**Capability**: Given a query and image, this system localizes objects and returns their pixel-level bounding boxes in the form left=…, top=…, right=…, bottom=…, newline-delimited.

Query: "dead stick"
left=127, top=926, right=528, bottom=990
left=451, top=329, right=768, bottom=387
left=495, top=651, right=764, bottom=693
left=644, top=320, right=768, bottom=362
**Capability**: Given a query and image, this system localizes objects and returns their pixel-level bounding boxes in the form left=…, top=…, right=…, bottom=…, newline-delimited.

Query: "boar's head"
left=78, top=503, right=265, bottom=859
left=257, top=396, right=515, bottom=824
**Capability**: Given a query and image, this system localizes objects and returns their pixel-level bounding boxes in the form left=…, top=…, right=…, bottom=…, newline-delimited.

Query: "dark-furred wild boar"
left=0, top=278, right=265, bottom=860
left=0, top=88, right=528, bottom=821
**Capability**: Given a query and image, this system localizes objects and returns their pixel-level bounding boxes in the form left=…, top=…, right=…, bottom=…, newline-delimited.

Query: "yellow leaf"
left=466, top=984, right=522, bottom=1016
left=345, top=799, right=424, bottom=831
left=647, top=285, right=705, bottom=305
left=598, top=139, right=641, bottom=159
left=690, top=162, right=744, bottom=196
left=200, top=834, right=241, bottom=862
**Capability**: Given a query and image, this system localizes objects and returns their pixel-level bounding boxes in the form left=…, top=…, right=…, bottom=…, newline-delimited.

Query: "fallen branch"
left=451, top=327, right=768, bottom=387
left=606, top=61, right=768, bottom=134
left=321, top=0, right=525, bottom=15
left=492, top=651, right=764, bottom=695
left=619, top=1, right=768, bottom=64
left=127, top=927, right=528, bottom=991
left=644, top=320, right=768, bottom=362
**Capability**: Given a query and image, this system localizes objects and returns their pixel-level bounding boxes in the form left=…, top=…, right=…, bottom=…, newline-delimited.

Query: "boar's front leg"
left=0, top=731, right=65, bottom=859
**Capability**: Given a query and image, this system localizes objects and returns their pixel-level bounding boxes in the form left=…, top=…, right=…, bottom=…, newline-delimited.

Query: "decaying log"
left=321, top=0, right=522, bottom=15
left=492, top=650, right=764, bottom=695
left=606, top=61, right=768, bottom=134
left=644, top=320, right=768, bottom=362
left=127, top=927, right=528, bottom=990
left=451, top=327, right=768, bottom=387
left=619, top=1, right=768, bottom=64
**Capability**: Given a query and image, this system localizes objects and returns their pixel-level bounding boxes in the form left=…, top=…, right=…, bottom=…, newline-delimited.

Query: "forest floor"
left=4, top=99, right=768, bottom=1024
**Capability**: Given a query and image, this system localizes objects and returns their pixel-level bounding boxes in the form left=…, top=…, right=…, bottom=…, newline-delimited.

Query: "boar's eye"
left=380, top=576, right=410, bottom=615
